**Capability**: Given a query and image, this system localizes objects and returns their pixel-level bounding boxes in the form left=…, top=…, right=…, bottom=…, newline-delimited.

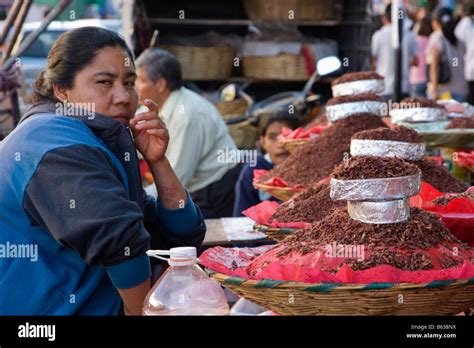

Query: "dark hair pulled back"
left=34, top=26, right=134, bottom=102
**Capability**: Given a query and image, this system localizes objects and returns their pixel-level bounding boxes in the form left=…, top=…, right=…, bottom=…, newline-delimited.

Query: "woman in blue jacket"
left=0, top=27, right=205, bottom=315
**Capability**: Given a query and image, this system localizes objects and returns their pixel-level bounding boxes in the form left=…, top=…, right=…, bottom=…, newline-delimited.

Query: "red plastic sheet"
left=454, top=151, right=474, bottom=168
left=200, top=243, right=474, bottom=284
left=253, top=169, right=305, bottom=188
left=253, top=170, right=330, bottom=189
left=410, top=182, right=474, bottom=246
left=280, top=125, right=327, bottom=140
left=242, top=201, right=310, bottom=229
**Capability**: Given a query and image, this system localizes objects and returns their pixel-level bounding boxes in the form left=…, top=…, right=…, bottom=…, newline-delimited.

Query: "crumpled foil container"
left=350, top=139, right=425, bottom=160
left=330, top=173, right=421, bottom=201
left=332, top=79, right=385, bottom=97
left=347, top=199, right=410, bottom=224
left=390, top=107, right=447, bottom=123
left=327, top=101, right=386, bottom=122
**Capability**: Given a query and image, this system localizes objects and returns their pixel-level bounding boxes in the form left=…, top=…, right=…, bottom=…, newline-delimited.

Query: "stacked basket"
left=160, top=45, right=235, bottom=81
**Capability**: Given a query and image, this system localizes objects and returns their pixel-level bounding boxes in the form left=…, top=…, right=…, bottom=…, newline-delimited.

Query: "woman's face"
left=55, top=46, right=138, bottom=125
left=260, top=121, right=291, bottom=165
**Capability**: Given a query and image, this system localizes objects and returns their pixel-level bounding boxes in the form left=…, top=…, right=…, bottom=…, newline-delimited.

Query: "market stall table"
left=202, top=217, right=272, bottom=247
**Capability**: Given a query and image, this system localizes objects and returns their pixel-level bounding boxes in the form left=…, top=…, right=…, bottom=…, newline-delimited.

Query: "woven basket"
left=244, top=0, right=343, bottom=21
left=254, top=223, right=296, bottom=241
left=215, top=99, right=259, bottom=149
left=280, top=138, right=310, bottom=154
left=243, top=53, right=308, bottom=81
left=160, top=45, right=235, bottom=80
left=207, top=270, right=474, bottom=315
left=253, top=181, right=304, bottom=201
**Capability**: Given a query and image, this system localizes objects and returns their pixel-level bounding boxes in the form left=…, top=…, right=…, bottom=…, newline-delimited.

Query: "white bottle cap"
left=169, top=247, right=197, bottom=266
left=146, top=247, right=197, bottom=266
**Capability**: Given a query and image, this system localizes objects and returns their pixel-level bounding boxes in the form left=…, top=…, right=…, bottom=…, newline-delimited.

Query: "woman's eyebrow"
left=92, top=71, right=118, bottom=78
left=92, top=71, right=137, bottom=79
left=125, top=71, right=137, bottom=79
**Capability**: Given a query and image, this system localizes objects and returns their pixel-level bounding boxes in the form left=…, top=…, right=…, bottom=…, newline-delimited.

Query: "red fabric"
left=454, top=151, right=474, bottom=168
left=253, top=169, right=305, bottom=188
left=301, top=44, right=316, bottom=76
left=242, top=201, right=311, bottom=229
left=410, top=182, right=474, bottom=246
left=139, top=159, right=150, bottom=178
left=280, top=126, right=326, bottom=140
left=200, top=244, right=474, bottom=284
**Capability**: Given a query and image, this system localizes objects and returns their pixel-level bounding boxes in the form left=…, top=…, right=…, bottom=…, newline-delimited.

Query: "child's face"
left=260, top=121, right=291, bottom=165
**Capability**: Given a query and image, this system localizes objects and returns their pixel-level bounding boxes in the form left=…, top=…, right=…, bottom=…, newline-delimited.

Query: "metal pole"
left=0, top=0, right=23, bottom=46
left=1, top=0, right=31, bottom=126
left=1, top=0, right=32, bottom=64
left=3, top=0, right=72, bottom=69
left=392, top=0, right=403, bottom=102
left=1, top=0, right=71, bottom=125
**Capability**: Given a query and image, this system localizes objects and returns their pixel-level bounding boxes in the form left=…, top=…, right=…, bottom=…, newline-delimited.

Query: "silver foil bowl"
left=347, top=199, right=410, bottom=224
left=331, top=79, right=385, bottom=97
left=350, top=139, right=425, bottom=160
left=330, top=172, right=421, bottom=201
left=326, top=101, right=386, bottom=122
left=390, top=107, right=447, bottom=123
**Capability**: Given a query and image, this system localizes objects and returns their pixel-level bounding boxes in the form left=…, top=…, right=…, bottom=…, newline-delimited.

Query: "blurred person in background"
left=455, top=0, right=474, bottom=105
left=371, top=3, right=419, bottom=100
left=410, top=15, right=433, bottom=97
left=427, top=6, right=467, bottom=101
left=233, top=113, right=300, bottom=217
left=135, top=48, right=241, bottom=219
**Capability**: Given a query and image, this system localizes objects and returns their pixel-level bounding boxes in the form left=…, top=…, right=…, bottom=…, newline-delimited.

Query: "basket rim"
left=253, top=181, right=305, bottom=192
left=279, top=138, right=312, bottom=144
left=205, top=268, right=474, bottom=291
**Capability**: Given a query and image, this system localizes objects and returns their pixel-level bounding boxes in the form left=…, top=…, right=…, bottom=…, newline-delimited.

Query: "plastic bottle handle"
left=146, top=249, right=172, bottom=262
left=146, top=249, right=199, bottom=264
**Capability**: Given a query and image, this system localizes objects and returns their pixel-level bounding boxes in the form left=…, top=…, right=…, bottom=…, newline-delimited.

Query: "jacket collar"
left=21, top=101, right=145, bottom=210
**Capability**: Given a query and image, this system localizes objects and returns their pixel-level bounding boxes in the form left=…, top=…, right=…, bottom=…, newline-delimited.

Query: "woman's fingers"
left=132, top=111, right=161, bottom=122
left=131, top=113, right=167, bottom=132
left=139, top=98, right=159, bottom=112
left=132, top=119, right=164, bottom=131
left=145, top=128, right=169, bottom=138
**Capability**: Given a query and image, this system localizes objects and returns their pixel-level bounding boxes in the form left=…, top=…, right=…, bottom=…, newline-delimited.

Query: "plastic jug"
left=143, top=247, right=229, bottom=315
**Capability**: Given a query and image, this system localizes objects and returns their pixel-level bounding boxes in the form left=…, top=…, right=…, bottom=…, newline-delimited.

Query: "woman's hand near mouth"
left=129, top=99, right=169, bottom=164
left=130, top=99, right=187, bottom=209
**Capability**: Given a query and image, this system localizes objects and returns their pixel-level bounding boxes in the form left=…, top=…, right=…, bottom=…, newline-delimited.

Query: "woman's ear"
left=52, top=84, right=69, bottom=103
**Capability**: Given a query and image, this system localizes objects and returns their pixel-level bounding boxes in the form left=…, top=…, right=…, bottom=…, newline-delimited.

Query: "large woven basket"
left=243, top=53, right=309, bottom=81
left=253, top=181, right=305, bottom=201
left=215, top=99, right=259, bottom=149
left=254, top=223, right=296, bottom=241
left=160, top=45, right=235, bottom=80
left=244, top=0, right=343, bottom=21
left=207, top=270, right=474, bottom=315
